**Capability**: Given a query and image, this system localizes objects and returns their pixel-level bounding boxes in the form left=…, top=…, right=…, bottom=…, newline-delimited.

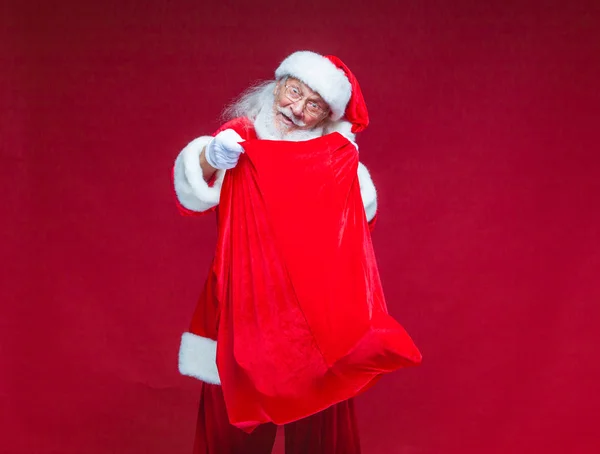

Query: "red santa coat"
left=174, top=118, right=379, bottom=385
left=173, top=117, right=420, bottom=430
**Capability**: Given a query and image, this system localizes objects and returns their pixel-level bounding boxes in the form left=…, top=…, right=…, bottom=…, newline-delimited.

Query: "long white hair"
left=222, top=80, right=276, bottom=122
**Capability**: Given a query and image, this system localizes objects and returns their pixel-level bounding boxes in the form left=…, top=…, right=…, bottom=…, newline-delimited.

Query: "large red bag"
left=212, top=132, right=422, bottom=432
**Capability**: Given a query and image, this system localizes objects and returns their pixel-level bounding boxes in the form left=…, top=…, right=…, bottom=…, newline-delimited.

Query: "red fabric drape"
left=213, top=135, right=421, bottom=431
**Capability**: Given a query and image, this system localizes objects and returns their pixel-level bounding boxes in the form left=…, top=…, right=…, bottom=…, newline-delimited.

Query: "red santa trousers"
left=193, top=383, right=361, bottom=454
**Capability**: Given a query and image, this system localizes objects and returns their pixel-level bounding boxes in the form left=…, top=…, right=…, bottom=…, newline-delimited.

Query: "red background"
left=2, top=1, right=599, bottom=453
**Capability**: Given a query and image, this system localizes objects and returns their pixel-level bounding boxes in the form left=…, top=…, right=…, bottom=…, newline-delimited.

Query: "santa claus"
left=172, top=50, right=420, bottom=454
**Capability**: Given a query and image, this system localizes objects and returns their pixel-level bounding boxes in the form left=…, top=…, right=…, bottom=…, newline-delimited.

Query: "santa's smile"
left=278, top=111, right=294, bottom=126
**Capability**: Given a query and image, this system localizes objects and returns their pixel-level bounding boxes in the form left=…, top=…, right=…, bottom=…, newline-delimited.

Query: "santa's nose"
left=290, top=101, right=304, bottom=118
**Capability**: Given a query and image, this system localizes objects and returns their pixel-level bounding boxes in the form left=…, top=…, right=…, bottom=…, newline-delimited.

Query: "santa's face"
left=273, top=78, right=330, bottom=133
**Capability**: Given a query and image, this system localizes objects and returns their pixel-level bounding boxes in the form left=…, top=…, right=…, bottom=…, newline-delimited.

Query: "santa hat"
left=274, top=51, right=369, bottom=133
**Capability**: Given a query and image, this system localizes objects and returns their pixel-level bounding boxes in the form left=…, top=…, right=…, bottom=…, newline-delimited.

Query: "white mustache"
left=276, top=107, right=306, bottom=127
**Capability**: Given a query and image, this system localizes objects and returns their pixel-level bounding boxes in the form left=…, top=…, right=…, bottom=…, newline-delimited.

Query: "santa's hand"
left=203, top=129, right=245, bottom=170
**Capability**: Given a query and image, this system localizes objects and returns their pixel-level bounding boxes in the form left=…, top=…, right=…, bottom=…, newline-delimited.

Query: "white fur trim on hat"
left=178, top=332, right=221, bottom=385
left=275, top=51, right=352, bottom=121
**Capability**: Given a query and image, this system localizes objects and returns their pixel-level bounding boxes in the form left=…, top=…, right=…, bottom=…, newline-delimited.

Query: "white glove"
left=203, top=129, right=245, bottom=170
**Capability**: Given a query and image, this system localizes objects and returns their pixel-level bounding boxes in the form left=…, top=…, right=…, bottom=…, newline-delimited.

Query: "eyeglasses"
left=284, top=84, right=329, bottom=118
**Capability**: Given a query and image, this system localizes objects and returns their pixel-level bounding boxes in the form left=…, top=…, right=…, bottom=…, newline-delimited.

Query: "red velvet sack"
left=212, top=133, right=422, bottom=432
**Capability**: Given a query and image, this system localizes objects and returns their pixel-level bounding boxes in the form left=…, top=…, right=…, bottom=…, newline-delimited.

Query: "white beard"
left=253, top=92, right=324, bottom=142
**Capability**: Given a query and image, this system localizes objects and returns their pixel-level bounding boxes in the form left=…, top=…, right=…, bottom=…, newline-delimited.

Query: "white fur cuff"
left=178, top=332, right=221, bottom=385
left=358, top=162, right=377, bottom=222
left=173, top=136, right=226, bottom=212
